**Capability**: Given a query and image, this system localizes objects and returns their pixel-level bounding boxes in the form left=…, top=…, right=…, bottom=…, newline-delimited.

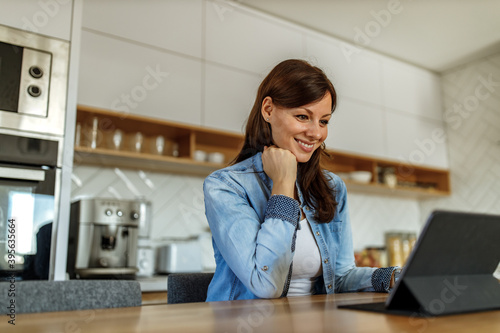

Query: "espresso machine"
left=67, top=198, right=151, bottom=279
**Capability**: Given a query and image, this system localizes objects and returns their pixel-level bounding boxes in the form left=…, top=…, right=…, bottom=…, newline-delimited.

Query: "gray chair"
left=1, top=280, right=142, bottom=314
left=167, top=273, right=214, bottom=304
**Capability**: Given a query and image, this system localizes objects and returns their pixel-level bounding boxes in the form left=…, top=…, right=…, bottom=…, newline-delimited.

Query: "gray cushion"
left=1, top=280, right=142, bottom=314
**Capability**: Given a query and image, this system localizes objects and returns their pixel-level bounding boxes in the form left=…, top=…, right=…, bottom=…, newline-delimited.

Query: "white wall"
left=73, top=0, right=452, bottom=255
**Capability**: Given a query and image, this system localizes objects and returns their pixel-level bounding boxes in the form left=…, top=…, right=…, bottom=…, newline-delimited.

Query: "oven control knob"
left=29, top=66, right=44, bottom=79
left=104, top=209, right=112, bottom=216
left=116, top=210, right=123, bottom=217
left=130, top=211, right=140, bottom=220
left=27, top=85, right=42, bottom=97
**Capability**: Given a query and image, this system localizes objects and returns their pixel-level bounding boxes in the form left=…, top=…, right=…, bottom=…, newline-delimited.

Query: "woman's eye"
left=296, top=115, right=308, bottom=120
left=321, top=120, right=329, bottom=126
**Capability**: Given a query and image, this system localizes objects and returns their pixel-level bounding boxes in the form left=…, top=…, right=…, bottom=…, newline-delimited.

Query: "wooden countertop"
left=3, top=293, right=499, bottom=332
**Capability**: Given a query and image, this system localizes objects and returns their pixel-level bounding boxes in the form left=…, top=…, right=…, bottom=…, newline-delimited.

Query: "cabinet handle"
left=0, top=166, right=45, bottom=182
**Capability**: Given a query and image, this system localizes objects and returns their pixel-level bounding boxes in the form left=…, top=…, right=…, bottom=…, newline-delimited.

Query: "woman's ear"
left=261, top=96, right=273, bottom=122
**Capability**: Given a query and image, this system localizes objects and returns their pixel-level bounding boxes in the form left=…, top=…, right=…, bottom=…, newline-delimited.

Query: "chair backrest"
left=0, top=280, right=142, bottom=314
left=167, top=272, right=214, bottom=304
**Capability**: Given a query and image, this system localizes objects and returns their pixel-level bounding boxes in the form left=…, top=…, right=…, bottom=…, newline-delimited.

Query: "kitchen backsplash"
left=71, top=165, right=421, bottom=253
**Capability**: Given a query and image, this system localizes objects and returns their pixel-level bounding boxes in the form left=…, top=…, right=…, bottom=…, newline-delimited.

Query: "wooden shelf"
left=321, top=150, right=450, bottom=198
left=74, top=105, right=244, bottom=176
left=74, top=105, right=450, bottom=197
left=73, top=146, right=226, bottom=176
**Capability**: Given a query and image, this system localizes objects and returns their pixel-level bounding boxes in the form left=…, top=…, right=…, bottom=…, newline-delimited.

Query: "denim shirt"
left=204, top=153, right=396, bottom=302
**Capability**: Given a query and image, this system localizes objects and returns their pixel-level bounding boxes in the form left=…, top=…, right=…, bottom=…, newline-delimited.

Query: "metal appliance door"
left=0, top=164, right=58, bottom=280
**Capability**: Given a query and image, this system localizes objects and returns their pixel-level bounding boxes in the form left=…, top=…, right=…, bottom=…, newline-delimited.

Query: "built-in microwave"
left=0, top=24, right=69, bottom=137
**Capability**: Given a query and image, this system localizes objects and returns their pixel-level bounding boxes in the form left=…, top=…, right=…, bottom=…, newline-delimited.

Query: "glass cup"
left=112, top=129, right=123, bottom=150
left=90, top=117, right=99, bottom=149
left=154, top=135, right=165, bottom=155
left=133, top=132, right=143, bottom=153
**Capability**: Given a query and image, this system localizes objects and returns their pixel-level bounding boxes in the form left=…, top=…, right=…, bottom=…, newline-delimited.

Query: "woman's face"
left=262, top=93, right=332, bottom=163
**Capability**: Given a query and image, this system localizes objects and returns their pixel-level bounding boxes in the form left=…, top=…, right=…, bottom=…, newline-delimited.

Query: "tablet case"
left=339, top=210, right=500, bottom=316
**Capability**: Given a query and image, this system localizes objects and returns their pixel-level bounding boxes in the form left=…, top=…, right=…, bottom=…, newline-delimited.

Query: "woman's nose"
left=306, top=122, right=322, bottom=139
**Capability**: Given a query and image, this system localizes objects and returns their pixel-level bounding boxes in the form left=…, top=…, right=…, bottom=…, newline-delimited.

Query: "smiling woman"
left=234, top=59, right=337, bottom=222
left=203, top=59, right=399, bottom=302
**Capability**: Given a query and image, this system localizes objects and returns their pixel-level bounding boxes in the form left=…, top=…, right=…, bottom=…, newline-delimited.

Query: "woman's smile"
left=295, top=138, right=315, bottom=152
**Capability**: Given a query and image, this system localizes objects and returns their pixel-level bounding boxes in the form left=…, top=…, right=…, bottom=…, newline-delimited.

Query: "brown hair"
left=233, top=59, right=338, bottom=223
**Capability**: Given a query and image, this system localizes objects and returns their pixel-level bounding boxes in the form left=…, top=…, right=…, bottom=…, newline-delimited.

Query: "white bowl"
left=193, top=150, right=207, bottom=161
left=336, top=172, right=351, bottom=180
left=208, top=152, right=225, bottom=164
left=349, top=171, right=372, bottom=183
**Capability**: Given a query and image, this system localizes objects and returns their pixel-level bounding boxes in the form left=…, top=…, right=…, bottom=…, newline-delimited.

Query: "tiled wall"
left=419, top=53, right=500, bottom=277
left=71, top=166, right=208, bottom=240
left=71, top=165, right=421, bottom=253
left=420, top=53, right=500, bottom=217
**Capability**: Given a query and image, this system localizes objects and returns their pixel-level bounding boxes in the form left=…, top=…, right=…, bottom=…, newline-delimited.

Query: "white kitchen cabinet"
left=77, top=31, right=202, bottom=126
left=382, top=58, right=443, bottom=121
left=82, top=0, right=203, bottom=58
left=0, top=0, right=73, bottom=40
left=305, top=35, right=384, bottom=107
left=205, top=2, right=303, bottom=74
left=385, top=110, right=449, bottom=168
left=203, top=63, right=261, bottom=134
left=325, top=98, right=386, bottom=158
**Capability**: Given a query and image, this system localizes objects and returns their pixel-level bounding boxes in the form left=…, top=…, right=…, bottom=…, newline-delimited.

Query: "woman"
left=204, top=59, right=398, bottom=302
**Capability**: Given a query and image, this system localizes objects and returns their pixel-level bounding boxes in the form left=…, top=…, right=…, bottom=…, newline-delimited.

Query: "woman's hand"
left=262, top=146, right=297, bottom=198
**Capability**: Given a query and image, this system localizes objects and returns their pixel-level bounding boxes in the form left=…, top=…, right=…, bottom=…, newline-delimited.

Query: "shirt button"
left=316, top=231, right=320, bottom=236
left=327, top=284, right=332, bottom=289
left=323, top=259, right=329, bottom=264
left=262, top=266, right=268, bottom=272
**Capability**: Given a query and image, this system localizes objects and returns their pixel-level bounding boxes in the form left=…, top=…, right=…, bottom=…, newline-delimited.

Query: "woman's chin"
left=295, top=153, right=313, bottom=163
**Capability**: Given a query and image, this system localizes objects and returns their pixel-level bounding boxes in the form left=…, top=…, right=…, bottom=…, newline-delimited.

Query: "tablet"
left=338, top=210, right=500, bottom=316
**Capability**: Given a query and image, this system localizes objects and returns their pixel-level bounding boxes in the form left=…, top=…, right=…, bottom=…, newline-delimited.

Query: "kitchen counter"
left=137, top=275, right=169, bottom=305
left=136, top=275, right=168, bottom=292
left=3, top=293, right=499, bottom=332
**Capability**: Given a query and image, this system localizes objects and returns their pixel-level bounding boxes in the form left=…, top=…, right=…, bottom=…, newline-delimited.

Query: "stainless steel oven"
left=0, top=133, right=61, bottom=280
left=0, top=23, right=69, bottom=137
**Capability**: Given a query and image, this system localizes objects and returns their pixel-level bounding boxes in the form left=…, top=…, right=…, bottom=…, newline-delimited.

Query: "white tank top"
left=287, top=218, right=323, bottom=297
